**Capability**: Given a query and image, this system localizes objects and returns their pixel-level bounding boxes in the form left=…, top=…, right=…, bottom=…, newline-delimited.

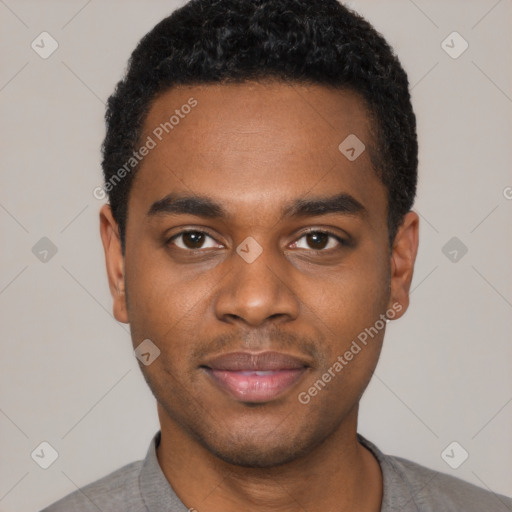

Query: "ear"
left=99, top=204, right=129, bottom=324
left=386, top=211, right=419, bottom=320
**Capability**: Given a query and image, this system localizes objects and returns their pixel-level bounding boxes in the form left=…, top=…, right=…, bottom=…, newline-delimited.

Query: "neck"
left=156, top=404, right=383, bottom=512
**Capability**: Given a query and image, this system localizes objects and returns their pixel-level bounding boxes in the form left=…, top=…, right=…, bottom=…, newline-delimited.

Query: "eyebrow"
left=146, top=192, right=367, bottom=220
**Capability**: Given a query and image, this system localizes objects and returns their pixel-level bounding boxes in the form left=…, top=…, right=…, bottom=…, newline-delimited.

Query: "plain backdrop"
left=0, top=1, right=511, bottom=511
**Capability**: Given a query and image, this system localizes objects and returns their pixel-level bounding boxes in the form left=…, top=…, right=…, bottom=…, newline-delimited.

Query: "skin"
left=100, top=81, right=419, bottom=512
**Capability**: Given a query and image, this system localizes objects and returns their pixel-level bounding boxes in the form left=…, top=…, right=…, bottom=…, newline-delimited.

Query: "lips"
left=201, top=351, right=310, bottom=403
left=203, top=351, right=309, bottom=371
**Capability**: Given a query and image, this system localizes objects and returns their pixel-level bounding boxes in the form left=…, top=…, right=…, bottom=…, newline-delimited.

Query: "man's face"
left=101, top=82, right=417, bottom=467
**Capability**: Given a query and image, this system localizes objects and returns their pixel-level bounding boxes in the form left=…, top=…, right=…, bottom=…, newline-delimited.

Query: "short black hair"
left=102, top=0, right=417, bottom=253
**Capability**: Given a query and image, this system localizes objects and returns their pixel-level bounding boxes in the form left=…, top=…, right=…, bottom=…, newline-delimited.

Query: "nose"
left=213, top=241, right=300, bottom=328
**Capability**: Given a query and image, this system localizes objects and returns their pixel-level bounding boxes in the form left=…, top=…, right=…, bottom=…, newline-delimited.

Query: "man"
left=42, top=0, right=512, bottom=510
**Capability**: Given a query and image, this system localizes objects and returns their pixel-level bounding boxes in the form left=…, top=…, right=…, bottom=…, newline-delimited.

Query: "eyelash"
left=166, top=228, right=349, bottom=253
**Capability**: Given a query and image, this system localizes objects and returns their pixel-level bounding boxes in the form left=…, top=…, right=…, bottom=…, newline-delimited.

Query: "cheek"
left=310, top=251, right=390, bottom=338
left=300, top=249, right=389, bottom=394
left=123, top=248, right=205, bottom=347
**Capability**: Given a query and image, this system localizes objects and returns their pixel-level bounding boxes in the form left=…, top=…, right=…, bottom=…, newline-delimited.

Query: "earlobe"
left=387, top=211, right=419, bottom=320
left=99, top=204, right=129, bottom=324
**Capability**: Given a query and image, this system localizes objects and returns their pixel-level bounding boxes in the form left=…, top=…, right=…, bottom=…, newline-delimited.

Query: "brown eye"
left=292, top=230, right=347, bottom=251
left=168, top=230, right=220, bottom=251
left=305, top=232, right=329, bottom=250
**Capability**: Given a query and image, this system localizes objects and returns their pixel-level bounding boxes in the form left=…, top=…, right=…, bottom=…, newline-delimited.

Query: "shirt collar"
left=138, top=431, right=190, bottom=511
left=139, top=430, right=419, bottom=512
left=357, top=433, right=420, bottom=511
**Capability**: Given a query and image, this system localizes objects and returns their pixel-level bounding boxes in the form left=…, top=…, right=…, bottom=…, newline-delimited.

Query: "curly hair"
left=102, top=0, right=418, bottom=252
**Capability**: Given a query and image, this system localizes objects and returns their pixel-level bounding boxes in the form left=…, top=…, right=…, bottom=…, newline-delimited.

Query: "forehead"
left=129, top=81, right=385, bottom=224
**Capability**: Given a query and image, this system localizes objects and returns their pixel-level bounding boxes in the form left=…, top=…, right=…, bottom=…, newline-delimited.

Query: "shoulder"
left=386, top=453, right=512, bottom=511
left=358, top=434, right=512, bottom=512
left=40, top=460, right=145, bottom=512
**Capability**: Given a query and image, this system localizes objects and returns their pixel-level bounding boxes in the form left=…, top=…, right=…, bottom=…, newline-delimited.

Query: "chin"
left=205, top=439, right=308, bottom=468
left=196, top=422, right=321, bottom=469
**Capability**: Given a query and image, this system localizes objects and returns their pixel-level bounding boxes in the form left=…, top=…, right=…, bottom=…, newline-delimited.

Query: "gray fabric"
left=40, top=431, right=512, bottom=511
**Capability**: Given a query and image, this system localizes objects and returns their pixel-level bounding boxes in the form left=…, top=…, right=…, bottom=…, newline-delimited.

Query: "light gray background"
left=1, top=1, right=511, bottom=511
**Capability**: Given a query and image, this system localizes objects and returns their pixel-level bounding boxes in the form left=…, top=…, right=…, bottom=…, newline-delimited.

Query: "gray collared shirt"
left=41, top=431, right=512, bottom=511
